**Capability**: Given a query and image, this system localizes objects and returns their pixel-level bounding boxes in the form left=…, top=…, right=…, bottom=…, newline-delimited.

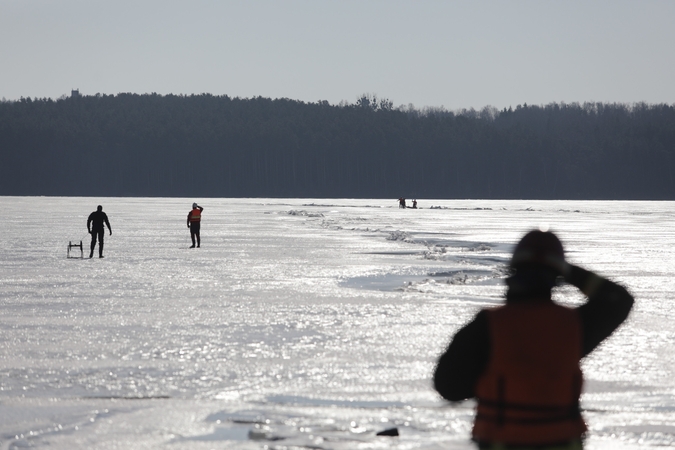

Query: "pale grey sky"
left=2, top=0, right=674, bottom=109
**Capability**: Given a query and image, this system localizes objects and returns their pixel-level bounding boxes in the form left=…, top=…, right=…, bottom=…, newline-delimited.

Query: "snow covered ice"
left=0, top=197, right=674, bottom=449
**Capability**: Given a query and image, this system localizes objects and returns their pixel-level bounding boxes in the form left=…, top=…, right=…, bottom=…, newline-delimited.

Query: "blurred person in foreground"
left=433, top=230, right=634, bottom=450
left=87, top=205, right=112, bottom=258
left=187, top=202, right=203, bottom=248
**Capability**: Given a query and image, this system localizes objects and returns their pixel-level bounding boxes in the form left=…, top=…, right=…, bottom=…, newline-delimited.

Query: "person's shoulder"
left=456, top=309, right=490, bottom=336
left=474, top=309, right=491, bottom=326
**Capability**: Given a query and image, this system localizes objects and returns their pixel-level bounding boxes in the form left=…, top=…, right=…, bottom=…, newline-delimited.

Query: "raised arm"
left=566, top=264, right=634, bottom=356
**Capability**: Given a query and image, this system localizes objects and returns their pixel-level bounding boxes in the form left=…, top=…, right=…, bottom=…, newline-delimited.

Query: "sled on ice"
left=67, top=240, right=83, bottom=258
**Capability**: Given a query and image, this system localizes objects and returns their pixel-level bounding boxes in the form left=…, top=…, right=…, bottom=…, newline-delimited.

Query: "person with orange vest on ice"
left=187, top=203, right=203, bottom=248
left=433, top=230, right=634, bottom=450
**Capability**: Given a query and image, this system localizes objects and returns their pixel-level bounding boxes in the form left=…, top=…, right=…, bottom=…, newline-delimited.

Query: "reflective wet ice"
left=0, top=198, right=673, bottom=448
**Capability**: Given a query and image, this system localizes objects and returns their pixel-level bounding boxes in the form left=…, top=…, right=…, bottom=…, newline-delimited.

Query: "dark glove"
left=564, top=264, right=605, bottom=296
left=564, top=264, right=588, bottom=287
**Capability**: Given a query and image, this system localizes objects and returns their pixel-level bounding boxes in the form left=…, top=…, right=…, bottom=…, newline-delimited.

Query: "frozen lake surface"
left=0, top=197, right=674, bottom=449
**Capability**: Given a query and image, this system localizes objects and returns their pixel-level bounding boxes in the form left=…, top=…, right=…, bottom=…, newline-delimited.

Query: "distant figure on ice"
left=398, top=198, right=406, bottom=208
left=187, top=203, right=203, bottom=248
left=412, top=199, right=417, bottom=209
left=87, top=205, right=112, bottom=258
left=434, top=230, right=634, bottom=450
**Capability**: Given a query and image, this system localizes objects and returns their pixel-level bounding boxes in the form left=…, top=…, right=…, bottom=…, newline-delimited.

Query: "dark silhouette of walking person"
left=87, top=205, right=112, bottom=258
left=434, top=230, right=634, bottom=450
left=187, top=203, right=203, bottom=248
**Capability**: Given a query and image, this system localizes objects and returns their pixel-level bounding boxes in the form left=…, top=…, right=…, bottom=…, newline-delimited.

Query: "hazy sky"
left=2, top=0, right=674, bottom=109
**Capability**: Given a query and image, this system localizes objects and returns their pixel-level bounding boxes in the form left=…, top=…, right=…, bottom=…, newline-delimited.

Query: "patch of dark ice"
left=287, top=210, right=325, bottom=218
left=265, top=394, right=407, bottom=409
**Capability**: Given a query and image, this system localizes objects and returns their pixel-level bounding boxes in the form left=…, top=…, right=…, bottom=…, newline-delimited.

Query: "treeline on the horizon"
left=1, top=93, right=674, bottom=199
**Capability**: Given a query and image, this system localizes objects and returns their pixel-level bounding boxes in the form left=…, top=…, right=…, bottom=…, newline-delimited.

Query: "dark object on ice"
left=398, top=198, right=406, bottom=208
left=67, top=240, right=83, bottom=258
left=376, top=427, right=399, bottom=437
left=248, top=428, right=285, bottom=441
left=434, top=229, right=634, bottom=448
left=87, top=205, right=112, bottom=258
left=187, top=203, right=203, bottom=248
left=87, top=395, right=170, bottom=400
left=412, top=199, right=417, bottom=209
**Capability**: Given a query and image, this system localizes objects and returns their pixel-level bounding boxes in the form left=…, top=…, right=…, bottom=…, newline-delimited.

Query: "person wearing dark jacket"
left=433, top=230, right=634, bottom=450
left=187, top=203, right=203, bottom=248
left=87, top=205, right=112, bottom=258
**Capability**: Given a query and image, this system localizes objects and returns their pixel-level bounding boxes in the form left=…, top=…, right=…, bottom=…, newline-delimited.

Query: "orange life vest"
left=473, top=302, right=587, bottom=446
left=189, top=209, right=201, bottom=222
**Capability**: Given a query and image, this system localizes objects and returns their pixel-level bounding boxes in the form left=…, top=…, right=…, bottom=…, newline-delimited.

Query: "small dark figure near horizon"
left=433, top=230, right=634, bottom=450
left=187, top=203, right=203, bottom=248
left=87, top=205, right=112, bottom=258
left=398, top=197, right=406, bottom=208
left=412, top=199, right=417, bottom=209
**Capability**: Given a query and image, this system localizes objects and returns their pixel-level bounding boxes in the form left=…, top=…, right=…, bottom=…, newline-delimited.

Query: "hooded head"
left=506, top=230, right=565, bottom=301
left=510, top=230, right=565, bottom=272
left=192, top=203, right=198, bottom=209
left=97, top=205, right=103, bottom=212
